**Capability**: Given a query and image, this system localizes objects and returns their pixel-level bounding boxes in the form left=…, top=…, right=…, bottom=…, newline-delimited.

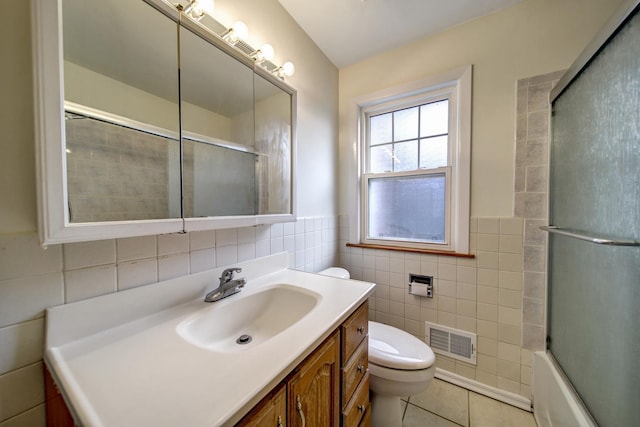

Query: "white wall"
left=338, top=0, right=626, bottom=219
left=0, top=0, right=338, bottom=424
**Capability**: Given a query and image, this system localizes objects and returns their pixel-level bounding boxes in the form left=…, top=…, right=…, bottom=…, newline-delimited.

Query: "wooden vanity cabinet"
left=287, top=331, right=340, bottom=427
left=238, top=300, right=370, bottom=427
left=237, top=383, right=287, bottom=427
left=44, top=366, right=74, bottom=427
left=340, top=302, right=370, bottom=427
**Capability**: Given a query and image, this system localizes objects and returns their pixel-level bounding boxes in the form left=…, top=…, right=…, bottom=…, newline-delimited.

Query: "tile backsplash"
left=0, top=216, right=338, bottom=425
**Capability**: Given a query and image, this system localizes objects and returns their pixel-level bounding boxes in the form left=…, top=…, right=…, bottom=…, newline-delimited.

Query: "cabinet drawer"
left=358, top=403, right=371, bottom=427
left=341, top=337, right=368, bottom=408
left=341, top=302, right=368, bottom=361
left=342, top=372, right=370, bottom=427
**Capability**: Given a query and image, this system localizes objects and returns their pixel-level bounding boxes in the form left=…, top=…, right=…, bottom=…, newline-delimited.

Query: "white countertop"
left=45, top=253, right=375, bottom=427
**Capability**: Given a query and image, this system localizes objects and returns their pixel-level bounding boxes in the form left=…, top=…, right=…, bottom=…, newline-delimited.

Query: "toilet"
left=318, top=267, right=436, bottom=427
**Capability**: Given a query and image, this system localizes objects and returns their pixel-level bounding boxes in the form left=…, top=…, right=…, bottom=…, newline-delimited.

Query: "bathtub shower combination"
left=534, top=0, right=640, bottom=426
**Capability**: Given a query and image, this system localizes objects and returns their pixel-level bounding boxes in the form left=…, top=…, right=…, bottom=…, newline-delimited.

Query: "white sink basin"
left=177, top=284, right=321, bottom=352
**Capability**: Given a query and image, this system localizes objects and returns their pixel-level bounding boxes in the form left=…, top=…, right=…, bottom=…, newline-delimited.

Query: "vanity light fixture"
left=221, top=21, right=249, bottom=45
left=273, top=61, right=295, bottom=79
left=250, top=44, right=275, bottom=64
left=182, top=0, right=214, bottom=22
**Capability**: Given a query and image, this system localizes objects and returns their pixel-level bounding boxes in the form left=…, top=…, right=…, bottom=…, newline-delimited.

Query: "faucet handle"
left=220, top=267, right=242, bottom=283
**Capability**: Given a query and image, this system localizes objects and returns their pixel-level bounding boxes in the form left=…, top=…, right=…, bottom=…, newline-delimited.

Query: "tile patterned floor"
left=401, top=379, right=538, bottom=427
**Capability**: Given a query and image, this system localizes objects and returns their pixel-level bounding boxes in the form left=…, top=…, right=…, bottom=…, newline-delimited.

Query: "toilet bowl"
left=318, top=267, right=436, bottom=427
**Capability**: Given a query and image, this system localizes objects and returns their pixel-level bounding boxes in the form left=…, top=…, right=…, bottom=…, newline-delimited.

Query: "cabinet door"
left=236, top=383, right=286, bottom=427
left=288, top=332, right=340, bottom=427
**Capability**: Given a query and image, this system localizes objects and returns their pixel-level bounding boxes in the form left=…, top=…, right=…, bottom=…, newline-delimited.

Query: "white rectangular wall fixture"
left=425, top=322, right=476, bottom=365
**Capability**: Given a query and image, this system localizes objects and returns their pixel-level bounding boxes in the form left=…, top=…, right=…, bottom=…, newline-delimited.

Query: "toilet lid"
left=368, top=321, right=435, bottom=370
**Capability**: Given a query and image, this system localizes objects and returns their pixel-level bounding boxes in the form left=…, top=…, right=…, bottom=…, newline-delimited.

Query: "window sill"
left=346, top=242, right=475, bottom=259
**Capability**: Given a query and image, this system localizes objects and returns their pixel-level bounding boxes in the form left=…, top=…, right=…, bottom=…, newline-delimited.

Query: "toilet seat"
left=368, top=321, right=435, bottom=370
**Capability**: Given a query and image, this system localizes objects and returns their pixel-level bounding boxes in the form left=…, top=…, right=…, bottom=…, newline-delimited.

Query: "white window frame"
left=357, top=66, right=472, bottom=253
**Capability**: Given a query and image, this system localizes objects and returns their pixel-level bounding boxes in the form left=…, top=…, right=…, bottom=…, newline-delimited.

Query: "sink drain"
left=236, top=334, right=252, bottom=345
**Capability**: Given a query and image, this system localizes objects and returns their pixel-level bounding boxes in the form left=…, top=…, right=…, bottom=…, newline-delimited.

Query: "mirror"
left=32, top=0, right=296, bottom=244
left=62, top=0, right=181, bottom=222
left=179, top=24, right=257, bottom=217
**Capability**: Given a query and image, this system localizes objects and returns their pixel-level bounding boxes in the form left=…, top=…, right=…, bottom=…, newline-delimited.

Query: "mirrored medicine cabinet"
left=31, top=0, right=296, bottom=245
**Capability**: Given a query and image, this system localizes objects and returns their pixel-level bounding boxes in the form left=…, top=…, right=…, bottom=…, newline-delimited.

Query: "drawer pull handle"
left=357, top=365, right=364, bottom=373
left=358, top=404, right=365, bottom=412
left=277, top=415, right=283, bottom=427
left=357, top=326, right=365, bottom=334
left=296, top=395, right=306, bottom=427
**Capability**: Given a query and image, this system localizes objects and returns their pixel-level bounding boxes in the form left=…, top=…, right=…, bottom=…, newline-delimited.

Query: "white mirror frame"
left=31, top=0, right=296, bottom=246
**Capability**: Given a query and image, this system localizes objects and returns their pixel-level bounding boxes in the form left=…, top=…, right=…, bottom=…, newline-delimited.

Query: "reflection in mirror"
left=179, top=25, right=257, bottom=217
left=62, top=0, right=181, bottom=222
left=254, top=73, right=293, bottom=215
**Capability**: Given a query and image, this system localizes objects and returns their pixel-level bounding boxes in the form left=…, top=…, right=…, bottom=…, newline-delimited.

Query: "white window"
left=359, top=66, right=471, bottom=253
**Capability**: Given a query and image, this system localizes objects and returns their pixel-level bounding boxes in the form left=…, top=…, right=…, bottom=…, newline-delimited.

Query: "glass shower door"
left=547, top=6, right=640, bottom=427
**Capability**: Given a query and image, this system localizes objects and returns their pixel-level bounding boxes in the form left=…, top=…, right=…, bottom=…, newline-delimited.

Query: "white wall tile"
left=216, top=228, right=238, bottom=246
left=0, top=273, right=63, bottom=327
left=283, top=235, right=295, bottom=253
left=457, top=266, right=476, bottom=284
left=190, top=248, right=215, bottom=274
left=116, top=236, right=156, bottom=262
left=270, top=223, right=284, bottom=238
left=255, top=239, right=270, bottom=258
left=237, top=227, right=255, bottom=244
left=189, top=231, right=215, bottom=251
left=499, top=253, right=522, bottom=272
left=500, top=217, right=524, bottom=235
left=237, top=243, right=256, bottom=262
left=270, top=237, right=284, bottom=255
left=216, top=245, right=238, bottom=267
left=438, top=263, right=457, bottom=281
left=64, top=240, right=115, bottom=270
left=0, top=319, right=43, bottom=375
left=283, top=222, right=295, bottom=236
left=499, top=271, right=522, bottom=290
left=255, top=225, right=270, bottom=240
left=0, top=362, right=44, bottom=422
left=117, top=258, right=157, bottom=291
left=158, top=253, right=189, bottom=281
left=157, top=233, right=189, bottom=256
left=478, top=218, right=500, bottom=234
left=478, top=234, right=500, bottom=252
left=64, top=265, right=117, bottom=303
left=499, top=235, right=523, bottom=254
left=0, top=235, right=61, bottom=281
left=0, top=403, right=45, bottom=427
left=476, top=252, right=499, bottom=270
left=498, top=306, right=522, bottom=326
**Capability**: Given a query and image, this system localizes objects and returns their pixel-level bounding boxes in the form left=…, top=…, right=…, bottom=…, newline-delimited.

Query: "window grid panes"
left=365, top=98, right=451, bottom=246
left=367, top=99, right=449, bottom=174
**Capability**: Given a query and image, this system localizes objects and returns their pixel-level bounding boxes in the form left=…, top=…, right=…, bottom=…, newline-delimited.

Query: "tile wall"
left=514, top=70, right=564, bottom=351
left=338, top=216, right=533, bottom=399
left=0, top=216, right=339, bottom=425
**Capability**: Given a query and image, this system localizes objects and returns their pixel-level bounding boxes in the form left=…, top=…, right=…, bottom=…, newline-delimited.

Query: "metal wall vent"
left=425, top=322, right=477, bottom=365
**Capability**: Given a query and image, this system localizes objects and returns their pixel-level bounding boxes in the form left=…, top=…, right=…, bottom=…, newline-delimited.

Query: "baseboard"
left=435, top=368, right=532, bottom=412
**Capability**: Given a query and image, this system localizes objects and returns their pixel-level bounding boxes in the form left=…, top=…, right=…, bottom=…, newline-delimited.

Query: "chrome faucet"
left=204, top=267, right=247, bottom=303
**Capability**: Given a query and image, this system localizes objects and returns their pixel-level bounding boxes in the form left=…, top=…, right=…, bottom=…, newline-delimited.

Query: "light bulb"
left=184, top=0, right=214, bottom=21
left=260, top=44, right=274, bottom=62
left=229, top=21, right=248, bottom=43
left=198, top=0, right=214, bottom=16
left=281, top=61, right=295, bottom=77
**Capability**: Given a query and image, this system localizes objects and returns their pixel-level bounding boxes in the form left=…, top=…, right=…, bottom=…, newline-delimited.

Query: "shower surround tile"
left=515, top=70, right=563, bottom=357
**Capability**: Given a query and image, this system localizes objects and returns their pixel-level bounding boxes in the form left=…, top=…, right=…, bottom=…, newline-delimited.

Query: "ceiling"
left=277, top=0, right=524, bottom=68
